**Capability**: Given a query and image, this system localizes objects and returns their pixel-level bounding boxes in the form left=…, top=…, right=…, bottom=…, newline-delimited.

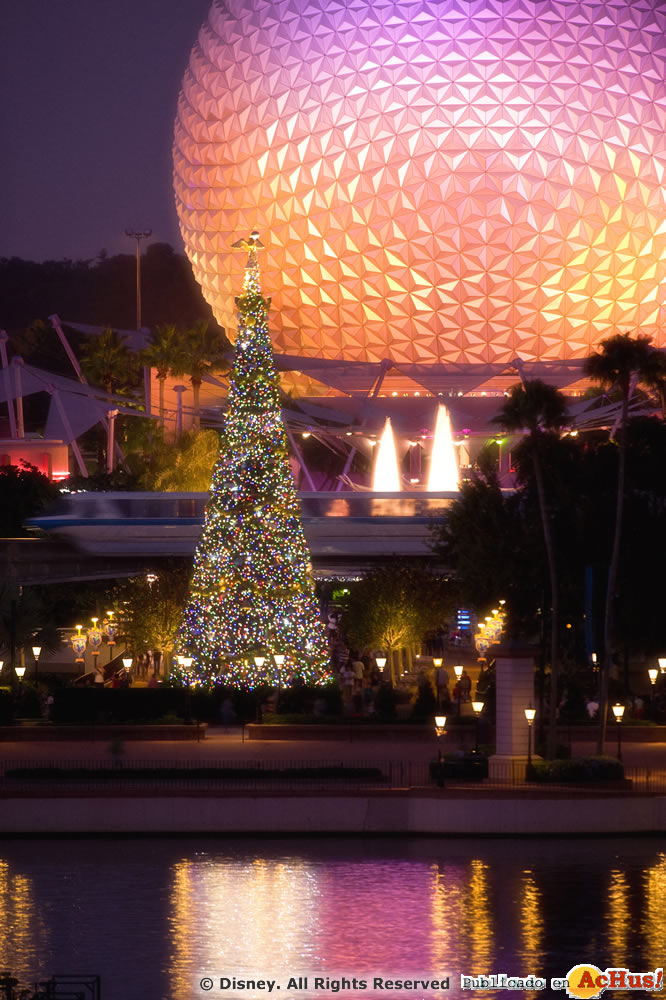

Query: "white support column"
left=106, top=409, right=118, bottom=474
left=13, top=358, right=25, bottom=438
left=489, top=641, right=538, bottom=781
left=51, top=389, right=88, bottom=477
left=0, top=331, right=17, bottom=439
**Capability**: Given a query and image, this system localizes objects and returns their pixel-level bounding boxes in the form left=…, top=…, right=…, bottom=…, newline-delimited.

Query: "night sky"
left=1, top=0, right=211, bottom=262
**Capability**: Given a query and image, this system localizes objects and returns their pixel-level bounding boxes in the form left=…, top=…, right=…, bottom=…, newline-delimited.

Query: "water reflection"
left=429, top=859, right=494, bottom=994
left=0, top=859, right=48, bottom=984
left=642, top=852, right=666, bottom=973
left=169, top=856, right=321, bottom=1000
left=0, top=839, right=665, bottom=1000
left=608, top=869, right=630, bottom=963
left=519, top=870, right=544, bottom=1000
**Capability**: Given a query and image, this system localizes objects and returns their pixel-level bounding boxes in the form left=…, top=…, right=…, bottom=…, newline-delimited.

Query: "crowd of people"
left=326, top=617, right=495, bottom=718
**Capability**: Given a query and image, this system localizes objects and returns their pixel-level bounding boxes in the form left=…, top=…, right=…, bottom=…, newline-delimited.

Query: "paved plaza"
left=2, top=727, right=666, bottom=768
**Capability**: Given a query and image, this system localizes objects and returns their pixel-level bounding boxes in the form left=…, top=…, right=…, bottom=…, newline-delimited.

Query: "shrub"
left=411, top=676, right=437, bottom=721
left=373, top=683, right=398, bottom=721
left=528, top=755, right=624, bottom=782
left=0, top=688, right=13, bottom=724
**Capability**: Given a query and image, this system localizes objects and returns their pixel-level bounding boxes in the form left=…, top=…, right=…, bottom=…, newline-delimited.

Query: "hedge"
left=527, top=755, right=624, bottom=782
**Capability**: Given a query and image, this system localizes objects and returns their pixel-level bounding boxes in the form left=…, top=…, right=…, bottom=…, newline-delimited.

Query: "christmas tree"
left=176, top=232, right=329, bottom=688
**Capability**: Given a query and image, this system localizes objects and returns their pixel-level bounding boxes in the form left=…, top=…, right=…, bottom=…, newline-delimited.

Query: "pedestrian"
left=436, top=664, right=449, bottom=707
left=220, top=697, right=235, bottom=730
left=343, top=664, right=355, bottom=699
left=352, top=655, right=365, bottom=692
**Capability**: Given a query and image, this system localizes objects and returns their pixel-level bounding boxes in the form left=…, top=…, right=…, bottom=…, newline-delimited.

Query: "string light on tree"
left=176, top=231, right=329, bottom=688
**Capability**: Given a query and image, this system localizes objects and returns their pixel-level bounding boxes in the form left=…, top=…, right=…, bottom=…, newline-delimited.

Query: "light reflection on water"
left=0, top=838, right=664, bottom=1000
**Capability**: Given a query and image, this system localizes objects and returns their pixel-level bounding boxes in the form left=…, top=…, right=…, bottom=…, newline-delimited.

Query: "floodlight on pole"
left=125, top=229, right=152, bottom=330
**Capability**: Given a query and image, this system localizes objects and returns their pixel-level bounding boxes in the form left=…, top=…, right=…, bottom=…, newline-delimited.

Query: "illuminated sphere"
left=174, top=0, right=666, bottom=364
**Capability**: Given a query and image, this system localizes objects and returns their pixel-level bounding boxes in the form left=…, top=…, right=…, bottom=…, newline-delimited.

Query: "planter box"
left=428, top=758, right=489, bottom=783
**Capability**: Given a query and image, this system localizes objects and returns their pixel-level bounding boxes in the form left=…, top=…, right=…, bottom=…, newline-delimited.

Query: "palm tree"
left=493, top=379, right=567, bottom=759
left=583, top=332, right=660, bottom=751
left=140, top=325, right=187, bottom=425
left=79, top=328, right=138, bottom=396
left=173, top=322, right=232, bottom=430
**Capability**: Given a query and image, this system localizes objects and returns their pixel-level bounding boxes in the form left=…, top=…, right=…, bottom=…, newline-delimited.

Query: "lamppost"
left=434, top=714, right=447, bottom=786
left=376, top=656, right=387, bottom=681
left=125, top=228, right=152, bottom=330
left=122, top=656, right=133, bottom=678
left=472, top=699, right=484, bottom=754
left=659, top=657, right=666, bottom=675
left=454, top=664, right=463, bottom=718
left=88, top=618, right=103, bottom=679
left=648, top=667, right=658, bottom=719
left=15, top=664, right=26, bottom=693
left=612, top=703, right=625, bottom=761
left=524, top=706, right=536, bottom=770
left=32, top=645, right=41, bottom=683
left=273, top=652, right=286, bottom=687
left=180, top=655, right=193, bottom=723
left=71, top=625, right=87, bottom=673
left=104, top=611, right=118, bottom=664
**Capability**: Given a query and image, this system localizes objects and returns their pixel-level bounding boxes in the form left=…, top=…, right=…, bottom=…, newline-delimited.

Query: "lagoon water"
left=1, top=837, right=664, bottom=1000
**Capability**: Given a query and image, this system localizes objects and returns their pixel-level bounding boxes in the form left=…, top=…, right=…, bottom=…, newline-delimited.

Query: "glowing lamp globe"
left=174, top=0, right=666, bottom=364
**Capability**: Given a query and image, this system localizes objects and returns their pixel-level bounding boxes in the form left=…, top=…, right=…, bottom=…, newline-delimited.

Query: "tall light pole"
left=125, top=229, right=152, bottom=330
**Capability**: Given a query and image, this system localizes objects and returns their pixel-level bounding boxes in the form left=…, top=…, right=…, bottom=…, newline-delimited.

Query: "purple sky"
left=0, top=0, right=211, bottom=262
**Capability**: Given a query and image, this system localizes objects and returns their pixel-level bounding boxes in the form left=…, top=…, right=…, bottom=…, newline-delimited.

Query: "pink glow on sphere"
left=174, top=0, right=666, bottom=363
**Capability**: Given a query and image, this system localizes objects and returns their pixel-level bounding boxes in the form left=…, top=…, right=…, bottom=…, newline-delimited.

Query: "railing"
left=0, top=758, right=429, bottom=793
left=2, top=758, right=666, bottom=793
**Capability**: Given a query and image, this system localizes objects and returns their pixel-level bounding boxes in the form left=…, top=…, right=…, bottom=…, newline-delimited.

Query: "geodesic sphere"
left=173, top=0, right=666, bottom=364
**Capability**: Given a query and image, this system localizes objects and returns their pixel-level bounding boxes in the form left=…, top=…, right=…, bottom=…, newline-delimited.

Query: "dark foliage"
left=433, top=416, right=666, bottom=662
left=528, top=755, right=624, bottom=782
left=0, top=243, right=217, bottom=334
left=0, top=463, right=60, bottom=537
left=411, top=675, right=437, bottom=720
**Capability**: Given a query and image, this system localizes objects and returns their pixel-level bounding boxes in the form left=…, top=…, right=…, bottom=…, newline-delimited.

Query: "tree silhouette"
left=173, top=321, right=232, bottom=431
left=141, top=325, right=187, bottom=425
left=79, top=328, right=139, bottom=396
left=584, top=332, right=661, bottom=749
left=493, top=379, right=567, bottom=758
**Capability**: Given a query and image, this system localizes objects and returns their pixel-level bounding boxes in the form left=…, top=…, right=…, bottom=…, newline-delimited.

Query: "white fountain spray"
left=372, top=417, right=401, bottom=491
left=427, top=404, right=459, bottom=492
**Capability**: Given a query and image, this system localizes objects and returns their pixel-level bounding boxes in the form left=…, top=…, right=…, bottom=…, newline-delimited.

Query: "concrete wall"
left=2, top=793, right=664, bottom=836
